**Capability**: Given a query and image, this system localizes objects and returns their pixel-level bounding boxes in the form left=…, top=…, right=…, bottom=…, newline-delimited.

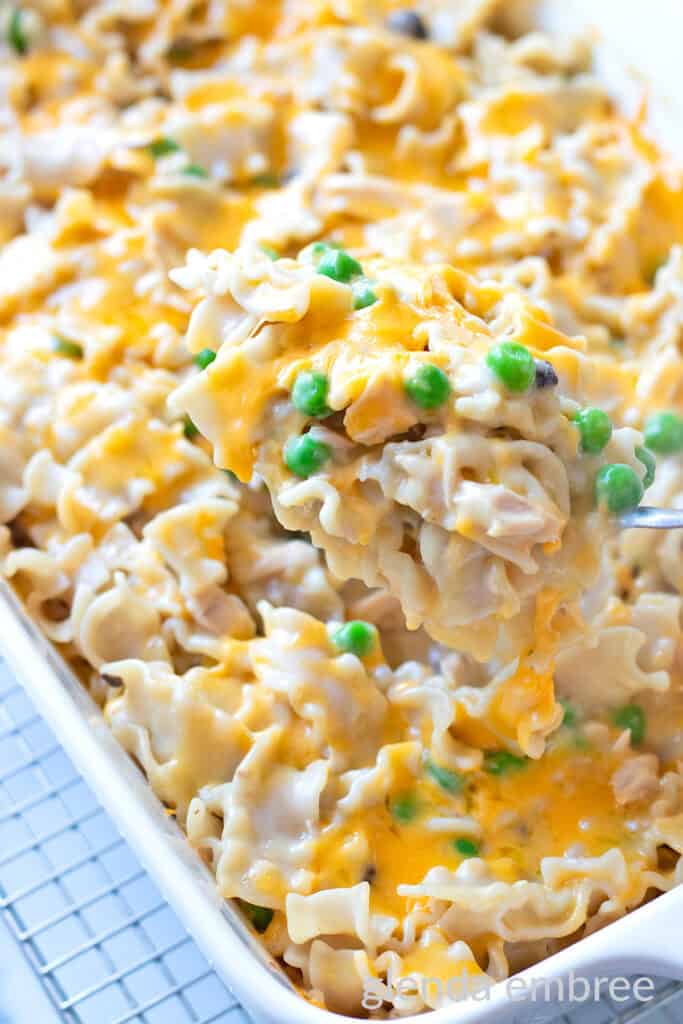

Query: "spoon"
left=620, top=507, right=683, bottom=529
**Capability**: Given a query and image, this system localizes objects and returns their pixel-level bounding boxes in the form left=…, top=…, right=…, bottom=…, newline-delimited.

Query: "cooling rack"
left=0, top=658, right=681, bottom=1024
left=0, top=661, right=246, bottom=1024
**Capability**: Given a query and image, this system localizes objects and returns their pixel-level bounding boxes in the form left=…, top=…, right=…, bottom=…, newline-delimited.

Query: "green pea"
left=52, top=335, right=83, bottom=359
left=352, top=280, right=378, bottom=310
left=644, top=411, right=683, bottom=454
left=424, top=756, right=463, bottom=794
left=483, top=750, right=528, bottom=776
left=644, top=255, right=666, bottom=285
left=239, top=900, right=274, bottom=933
left=311, top=241, right=341, bottom=257
left=183, top=163, right=209, bottom=178
left=573, top=407, right=613, bottom=455
left=453, top=837, right=479, bottom=858
left=193, top=348, right=216, bottom=370
left=183, top=416, right=199, bottom=440
left=332, top=620, right=377, bottom=658
left=166, top=39, right=194, bottom=63
left=291, top=371, right=330, bottom=418
left=316, top=247, right=363, bottom=283
left=390, top=793, right=418, bottom=824
left=559, top=698, right=578, bottom=728
left=250, top=173, right=279, bottom=188
left=486, top=341, right=536, bottom=393
left=635, top=446, right=656, bottom=489
left=260, top=245, right=280, bottom=260
left=146, top=137, right=180, bottom=158
left=594, top=464, right=643, bottom=516
left=613, top=704, right=646, bottom=746
left=404, top=364, right=451, bottom=410
left=284, top=434, right=331, bottom=478
left=8, top=8, right=28, bottom=54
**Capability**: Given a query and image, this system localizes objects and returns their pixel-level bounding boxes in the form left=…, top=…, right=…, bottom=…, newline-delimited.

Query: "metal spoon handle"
left=620, top=506, right=683, bottom=529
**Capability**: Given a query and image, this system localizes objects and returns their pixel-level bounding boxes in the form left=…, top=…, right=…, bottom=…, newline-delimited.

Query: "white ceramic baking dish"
left=3, top=2, right=683, bottom=1021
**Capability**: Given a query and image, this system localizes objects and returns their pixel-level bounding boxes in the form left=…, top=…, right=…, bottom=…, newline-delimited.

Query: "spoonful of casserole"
left=169, top=243, right=655, bottom=662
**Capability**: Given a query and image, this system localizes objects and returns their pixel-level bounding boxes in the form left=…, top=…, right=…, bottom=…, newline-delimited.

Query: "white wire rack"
left=0, top=658, right=682, bottom=1024
left=0, top=661, right=248, bottom=1024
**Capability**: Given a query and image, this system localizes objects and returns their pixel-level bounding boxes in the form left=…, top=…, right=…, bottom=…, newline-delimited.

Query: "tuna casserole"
left=2, top=0, right=683, bottom=1015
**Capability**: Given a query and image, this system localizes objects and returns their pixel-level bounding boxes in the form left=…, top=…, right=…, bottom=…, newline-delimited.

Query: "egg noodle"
left=2, top=0, right=683, bottom=1016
